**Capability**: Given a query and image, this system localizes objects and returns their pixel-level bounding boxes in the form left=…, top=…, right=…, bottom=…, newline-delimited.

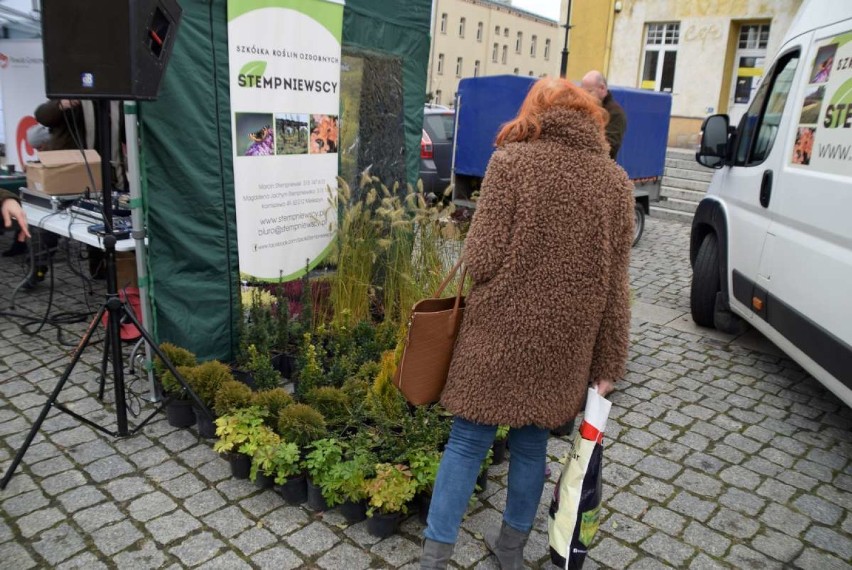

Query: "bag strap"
left=434, top=258, right=463, bottom=298
left=448, top=265, right=467, bottom=338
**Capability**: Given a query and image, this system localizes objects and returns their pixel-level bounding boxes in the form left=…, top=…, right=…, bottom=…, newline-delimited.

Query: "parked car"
left=419, top=105, right=455, bottom=196
left=691, top=0, right=852, bottom=408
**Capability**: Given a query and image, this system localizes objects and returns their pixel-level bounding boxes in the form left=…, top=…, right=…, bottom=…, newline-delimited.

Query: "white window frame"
left=502, top=45, right=508, bottom=64
left=435, top=90, right=442, bottom=105
left=516, top=31, right=522, bottom=53
left=739, top=24, right=770, bottom=50
left=476, top=21, right=483, bottom=42
left=459, top=17, right=465, bottom=38
left=514, top=67, right=519, bottom=75
left=474, top=60, right=480, bottom=77
left=641, top=22, right=679, bottom=92
left=530, top=35, right=537, bottom=57
left=456, top=57, right=463, bottom=77
left=504, top=27, right=509, bottom=37
left=437, top=53, right=444, bottom=75
left=544, top=39, right=551, bottom=60
left=492, top=42, right=499, bottom=63
left=440, top=13, right=447, bottom=34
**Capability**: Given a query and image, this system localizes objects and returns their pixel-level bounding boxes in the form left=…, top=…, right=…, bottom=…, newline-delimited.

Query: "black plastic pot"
left=417, top=492, right=432, bottom=525
left=306, top=477, right=328, bottom=511
left=225, top=452, right=251, bottom=479
left=367, top=511, right=401, bottom=538
left=231, top=368, right=257, bottom=390
left=254, top=471, right=275, bottom=489
left=476, top=471, right=489, bottom=493
left=339, top=500, right=367, bottom=523
left=165, top=398, right=195, bottom=428
left=194, top=407, right=217, bottom=439
left=492, top=438, right=508, bottom=465
left=271, top=352, right=296, bottom=380
left=276, top=473, right=307, bottom=505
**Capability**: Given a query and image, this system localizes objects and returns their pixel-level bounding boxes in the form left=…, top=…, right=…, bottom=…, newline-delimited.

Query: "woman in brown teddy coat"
left=421, top=78, right=634, bottom=569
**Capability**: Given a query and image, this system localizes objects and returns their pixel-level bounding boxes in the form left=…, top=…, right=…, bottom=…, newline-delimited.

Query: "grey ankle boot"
left=485, top=522, right=530, bottom=569
left=420, top=539, right=454, bottom=569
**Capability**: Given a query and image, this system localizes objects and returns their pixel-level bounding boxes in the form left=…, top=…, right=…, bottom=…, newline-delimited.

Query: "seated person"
left=1, top=189, right=30, bottom=256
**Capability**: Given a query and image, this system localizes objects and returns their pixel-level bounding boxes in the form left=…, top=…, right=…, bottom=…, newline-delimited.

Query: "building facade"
left=560, top=0, right=803, bottom=146
left=427, top=0, right=561, bottom=106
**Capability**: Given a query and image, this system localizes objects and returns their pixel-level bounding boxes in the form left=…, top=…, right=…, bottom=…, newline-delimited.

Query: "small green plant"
left=275, top=286, right=291, bottom=352
left=213, top=380, right=254, bottom=417
left=296, top=335, right=325, bottom=396
left=247, top=344, right=281, bottom=391
left=238, top=288, right=277, bottom=364
left=303, top=437, right=345, bottom=483
left=250, top=438, right=301, bottom=483
left=154, top=343, right=197, bottom=395
left=187, top=360, right=233, bottom=407
left=161, top=365, right=194, bottom=397
left=304, top=386, right=350, bottom=427
left=212, top=406, right=269, bottom=456
left=277, top=403, right=327, bottom=447
left=495, top=425, right=510, bottom=441
left=364, top=463, right=417, bottom=515
left=406, top=449, right=441, bottom=495
left=321, top=447, right=376, bottom=506
left=365, top=351, right=406, bottom=424
left=251, top=388, right=293, bottom=424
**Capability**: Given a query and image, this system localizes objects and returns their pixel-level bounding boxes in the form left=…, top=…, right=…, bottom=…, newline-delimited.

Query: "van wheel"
left=691, top=233, right=720, bottom=327
left=633, top=203, right=645, bottom=247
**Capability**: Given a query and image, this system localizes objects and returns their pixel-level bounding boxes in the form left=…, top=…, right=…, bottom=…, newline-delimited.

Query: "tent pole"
left=123, top=101, right=159, bottom=403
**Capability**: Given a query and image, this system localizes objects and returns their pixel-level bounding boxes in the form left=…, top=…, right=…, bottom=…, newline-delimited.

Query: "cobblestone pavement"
left=1, top=217, right=851, bottom=569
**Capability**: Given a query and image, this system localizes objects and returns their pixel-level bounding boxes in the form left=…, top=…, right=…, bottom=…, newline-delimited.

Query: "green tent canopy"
left=138, top=0, right=431, bottom=361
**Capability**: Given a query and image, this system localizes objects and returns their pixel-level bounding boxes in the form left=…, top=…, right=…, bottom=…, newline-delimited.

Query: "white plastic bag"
left=547, top=388, right=612, bottom=569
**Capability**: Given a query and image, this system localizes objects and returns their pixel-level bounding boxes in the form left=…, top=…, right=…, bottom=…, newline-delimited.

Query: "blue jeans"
left=425, top=417, right=550, bottom=544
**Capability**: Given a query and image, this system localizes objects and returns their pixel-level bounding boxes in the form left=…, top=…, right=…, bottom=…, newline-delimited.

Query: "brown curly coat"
left=440, top=107, right=634, bottom=429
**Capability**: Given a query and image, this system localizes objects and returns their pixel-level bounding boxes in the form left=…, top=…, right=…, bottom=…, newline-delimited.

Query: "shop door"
left=729, top=24, right=770, bottom=124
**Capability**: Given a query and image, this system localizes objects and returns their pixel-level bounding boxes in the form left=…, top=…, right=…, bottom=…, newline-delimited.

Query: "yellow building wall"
left=561, top=0, right=615, bottom=82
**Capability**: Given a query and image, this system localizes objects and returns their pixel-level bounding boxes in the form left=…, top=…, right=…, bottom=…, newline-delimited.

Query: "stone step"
left=665, top=157, right=713, bottom=172
left=661, top=175, right=712, bottom=192
left=650, top=204, right=694, bottom=224
left=660, top=187, right=706, bottom=203
left=658, top=196, right=699, bottom=214
left=664, top=166, right=715, bottom=183
left=666, top=147, right=697, bottom=160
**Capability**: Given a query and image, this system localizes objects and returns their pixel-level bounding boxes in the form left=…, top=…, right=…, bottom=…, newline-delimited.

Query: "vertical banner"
left=228, top=0, right=343, bottom=282
left=0, top=40, right=46, bottom=170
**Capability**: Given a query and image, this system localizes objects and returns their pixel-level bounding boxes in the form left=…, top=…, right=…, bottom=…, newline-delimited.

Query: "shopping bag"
left=548, top=387, right=613, bottom=569
left=393, top=259, right=466, bottom=405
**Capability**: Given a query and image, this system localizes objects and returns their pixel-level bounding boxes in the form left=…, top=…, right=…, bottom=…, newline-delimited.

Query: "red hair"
left=495, top=77, right=608, bottom=146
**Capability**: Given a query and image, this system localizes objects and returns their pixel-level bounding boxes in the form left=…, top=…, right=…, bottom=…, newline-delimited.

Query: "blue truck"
left=451, top=75, right=672, bottom=245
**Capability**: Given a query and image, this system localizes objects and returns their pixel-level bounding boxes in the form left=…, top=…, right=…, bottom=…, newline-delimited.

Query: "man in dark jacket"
left=581, top=70, right=627, bottom=159
left=34, top=99, right=88, bottom=151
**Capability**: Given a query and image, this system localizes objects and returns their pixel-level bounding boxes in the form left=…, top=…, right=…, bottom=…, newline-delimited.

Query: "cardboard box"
left=116, top=251, right=139, bottom=288
left=26, top=150, right=102, bottom=195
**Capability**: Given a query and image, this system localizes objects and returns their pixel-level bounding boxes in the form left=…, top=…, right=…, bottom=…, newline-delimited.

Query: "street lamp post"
left=559, top=0, right=573, bottom=78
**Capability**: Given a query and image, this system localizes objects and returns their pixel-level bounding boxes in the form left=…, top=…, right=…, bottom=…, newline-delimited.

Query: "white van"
left=691, top=0, right=852, bottom=408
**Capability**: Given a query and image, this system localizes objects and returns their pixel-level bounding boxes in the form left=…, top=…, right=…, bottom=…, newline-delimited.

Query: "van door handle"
left=760, top=170, right=773, bottom=208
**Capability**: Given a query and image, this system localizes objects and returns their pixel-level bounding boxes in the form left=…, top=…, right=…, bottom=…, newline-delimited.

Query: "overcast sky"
left=511, top=0, right=561, bottom=22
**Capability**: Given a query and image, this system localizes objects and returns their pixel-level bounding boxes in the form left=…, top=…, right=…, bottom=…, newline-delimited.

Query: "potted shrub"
left=302, top=437, right=344, bottom=511
left=186, top=360, right=233, bottom=438
left=304, top=386, right=351, bottom=429
left=276, top=403, right=327, bottom=450
left=212, top=406, right=269, bottom=479
left=364, top=463, right=417, bottom=538
left=492, top=425, right=509, bottom=465
left=154, top=343, right=197, bottom=428
left=251, top=387, right=293, bottom=429
left=247, top=344, right=282, bottom=391
left=324, top=446, right=376, bottom=523
left=213, top=380, right=254, bottom=418
left=270, top=441, right=306, bottom=505
left=248, top=430, right=284, bottom=489
left=407, top=449, right=441, bottom=525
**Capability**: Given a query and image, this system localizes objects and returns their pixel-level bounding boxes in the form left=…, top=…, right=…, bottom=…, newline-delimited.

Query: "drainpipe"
left=559, top=0, right=573, bottom=78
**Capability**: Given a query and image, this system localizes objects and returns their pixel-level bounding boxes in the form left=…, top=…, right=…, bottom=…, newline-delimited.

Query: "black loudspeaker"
left=41, top=0, right=182, bottom=100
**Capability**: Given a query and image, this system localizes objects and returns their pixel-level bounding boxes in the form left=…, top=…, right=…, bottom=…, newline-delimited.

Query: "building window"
left=456, top=57, right=463, bottom=77
left=502, top=45, right=508, bottom=64
left=530, top=35, right=537, bottom=57
left=544, top=39, right=551, bottom=60
left=435, top=90, right=442, bottom=105
left=440, top=13, right=447, bottom=34
left=516, top=32, right=523, bottom=53
left=641, top=22, right=679, bottom=92
left=474, top=60, right=480, bottom=77
left=477, top=22, right=483, bottom=42
left=437, top=53, right=444, bottom=75
left=528, top=70, right=534, bottom=76
left=493, top=43, right=499, bottom=63
left=504, top=27, right=509, bottom=37
left=739, top=24, right=770, bottom=49
left=459, top=17, right=465, bottom=38
left=514, top=67, right=519, bottom=75
left=495, top=25, right=500, bottom=36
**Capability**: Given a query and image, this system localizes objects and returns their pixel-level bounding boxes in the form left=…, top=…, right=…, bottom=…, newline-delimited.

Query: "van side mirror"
left=696, top=114, right=730, bottom=169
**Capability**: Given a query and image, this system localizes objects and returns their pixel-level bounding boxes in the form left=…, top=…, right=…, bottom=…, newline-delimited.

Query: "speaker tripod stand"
left=0, top=100, right=210, bottom=490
